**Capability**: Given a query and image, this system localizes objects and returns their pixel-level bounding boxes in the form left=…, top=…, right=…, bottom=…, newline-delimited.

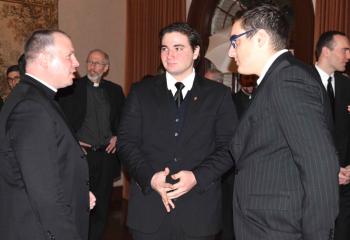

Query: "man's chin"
left=87, top=74, right=101, bottom=82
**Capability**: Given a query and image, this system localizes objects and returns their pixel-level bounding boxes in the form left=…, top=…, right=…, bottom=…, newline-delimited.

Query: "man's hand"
left=166, top=170, right=197, bottom=199
left=79, top=141, right=91, bottom=155
left=151, top=167, right=175, bottom=212
left=339, top=166, right=350, bottom=185
left=105, top=136, right=117, bottom=154
left=89, top=191, right=96, bottom=210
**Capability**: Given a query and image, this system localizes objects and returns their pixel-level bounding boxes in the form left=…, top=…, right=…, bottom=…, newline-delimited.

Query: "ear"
left=255, top=29, right=269, bottom=48
left=322, top=46, right=331, bottom=57
left=103, top=64, right=109, bottom=73
left=193, top=46, right=200, bottom=60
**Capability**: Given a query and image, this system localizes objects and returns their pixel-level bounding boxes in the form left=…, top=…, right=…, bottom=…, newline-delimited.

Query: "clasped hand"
left=339, top=165, right=350, bottom=185
left=150, top=167, right=197, bottom=212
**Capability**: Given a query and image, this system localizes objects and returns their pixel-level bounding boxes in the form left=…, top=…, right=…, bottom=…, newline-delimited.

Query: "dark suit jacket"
left=117, top=74, right=237, bottom=236
left=230, top=52, right=339, bottom=240
left=0, top=75, right=89, bottom=240
left=333, top=72, right=350, bottom=167
left=233, top=90, right=252, bottom=119
left=58, top=76, right=125, bottom=177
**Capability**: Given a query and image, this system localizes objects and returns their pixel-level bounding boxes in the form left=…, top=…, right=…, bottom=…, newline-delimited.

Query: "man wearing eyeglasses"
left=58, top=49, right=125, bottom=240
left=228, top=4, right=339, bottom=240
left=6, top=65, right=21, bottom=90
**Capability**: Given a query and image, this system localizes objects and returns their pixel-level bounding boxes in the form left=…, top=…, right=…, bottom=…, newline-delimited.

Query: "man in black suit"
left=58, top=49, right=125, bottom=240
left=228, top=5, right=339, bottom=240
left=233, top=75, right=256, bottom=119
left=118, top=22, right=237, bottom=240
left=314, top=31, right=350, bottom=240
left=0, top=30, right=94, bottom=240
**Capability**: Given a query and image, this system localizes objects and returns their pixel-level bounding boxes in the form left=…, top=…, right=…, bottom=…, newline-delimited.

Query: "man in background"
left=314, top=30, right=350, bottom=240
left=58, top=49, right=125, bottom=240
left=0, top=29, right=93, bottom=240
left=229, top=4, right=339, bottom=240
left=6, top=65, right=20, bottom=90
left=204, top=68, right=224, bottom=83
left=233, top=74, right=256, bottom=119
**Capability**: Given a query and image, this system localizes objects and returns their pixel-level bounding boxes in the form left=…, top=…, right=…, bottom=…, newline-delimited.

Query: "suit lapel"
left=233, top=52, right=291, bottom=162
left=238, top=52, right=291, bottom=127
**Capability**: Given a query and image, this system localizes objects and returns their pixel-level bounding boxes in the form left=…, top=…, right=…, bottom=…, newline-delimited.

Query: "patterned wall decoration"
left=0, top=0, right=58, bottom=99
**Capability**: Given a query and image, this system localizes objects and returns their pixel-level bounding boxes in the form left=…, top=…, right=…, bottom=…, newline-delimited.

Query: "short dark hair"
left=159, top=22, right=201, bottom=52
left=24, top=29, right=70, bottom=62
left=17, top=54, right=26, bottom=77
left=239, top=4, right=289, bottom=50
left=315, top=31, right=346, bottom=60
left=6, top=65, right=19, bottom=75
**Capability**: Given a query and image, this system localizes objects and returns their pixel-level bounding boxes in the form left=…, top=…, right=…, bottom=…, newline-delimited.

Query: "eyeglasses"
left=230, top=30, right=254, bottom=49
left=87, top=61, right=108, bottom=67
left=7, top=76, right=20, bottom=81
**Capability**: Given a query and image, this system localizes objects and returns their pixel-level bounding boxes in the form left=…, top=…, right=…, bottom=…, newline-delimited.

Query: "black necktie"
left=174, top=82, right=185, bottom=108
left=327, top=77, right=335, bottom=118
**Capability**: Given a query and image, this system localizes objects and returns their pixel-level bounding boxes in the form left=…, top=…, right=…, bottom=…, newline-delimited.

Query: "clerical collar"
left=25, top=73, right=57, bottom=92
left=87, top=78, right=101, bottom=87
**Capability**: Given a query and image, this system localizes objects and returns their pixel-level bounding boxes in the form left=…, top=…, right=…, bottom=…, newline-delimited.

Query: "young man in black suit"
left=58, top=49, right=125, bottom=240
left=315, top=30, right=350, bottom=240
left=229, top=4, right=339, bottom=240
left=118, top=22, right=237, bottom=240
left=0, top=30, right=95, bottom=240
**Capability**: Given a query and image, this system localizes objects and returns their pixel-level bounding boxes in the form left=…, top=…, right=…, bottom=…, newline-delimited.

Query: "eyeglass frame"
left=230, top=30, right=254, bottom=49
left=86, top=60, right=108, bottom=67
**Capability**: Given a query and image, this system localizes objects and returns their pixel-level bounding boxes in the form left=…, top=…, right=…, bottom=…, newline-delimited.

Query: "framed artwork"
left=0, top=0, right=58, bottom=98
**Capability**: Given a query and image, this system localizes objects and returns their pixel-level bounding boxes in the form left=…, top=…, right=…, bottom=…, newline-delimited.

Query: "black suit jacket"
left=231, top=52, right=339, bottom=240
left=0, top=75, right=89, bottom=240
left=333, top=72, right=350, bottom=167
left=58, top=76, right=125, bottom=177
left=117, top=74, right=237, bottom=236
left=312, top=69, right=350, bottom=167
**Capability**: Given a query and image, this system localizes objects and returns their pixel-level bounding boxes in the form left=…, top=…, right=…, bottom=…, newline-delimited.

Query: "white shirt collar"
left=25, top=73, right=57, bottom=92
left=166, top=68, right=195, bottom=98
left=315, top=64, right=335, bottom=94
left=256, top=49, right=289, bottom=86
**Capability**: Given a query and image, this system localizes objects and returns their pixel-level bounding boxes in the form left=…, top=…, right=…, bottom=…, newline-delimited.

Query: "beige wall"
left=59, top=0, right=126, bottom=88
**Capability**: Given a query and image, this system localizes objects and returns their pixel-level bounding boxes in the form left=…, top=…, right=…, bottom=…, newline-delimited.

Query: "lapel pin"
left=194, top=96, right=198, bottom=101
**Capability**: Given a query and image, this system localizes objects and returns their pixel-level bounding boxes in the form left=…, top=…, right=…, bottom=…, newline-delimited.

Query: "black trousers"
left=86, top=150, right=116, bottom=240
left=334, top=184, right=350, bottom=240
left=131, top=212, right=216, bottom=240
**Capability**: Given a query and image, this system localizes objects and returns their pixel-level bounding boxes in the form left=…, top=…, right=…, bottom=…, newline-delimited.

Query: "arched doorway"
left=187, top=0, right=315, bottom=74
